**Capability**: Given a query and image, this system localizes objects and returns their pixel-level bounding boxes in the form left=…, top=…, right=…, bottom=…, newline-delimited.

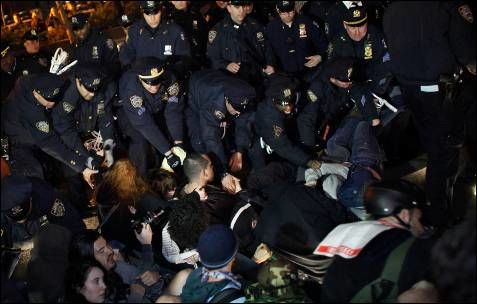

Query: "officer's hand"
left=82, top=167, right=99, bottom=189
left=226, top=62, right=241, bottom=74
left=319, top=162, right=350, bottom=179
left=307, top=159, right=322, bottom=170
left=304, top=55, right=322, bottom=68
left=263, top=65, right=275, bottom=75
left=221, top=173, right=240, bottom=194
left=134, top=223, right=153, bottom=245
left=137, top=271, right=161, bottom=287
left=330, top=77, right=352, bottom=89
left=371, top=119, right=381, bottom=127
left=165, top=151, right=181, bottom=169
left=229, top=152, right=243, bottom=173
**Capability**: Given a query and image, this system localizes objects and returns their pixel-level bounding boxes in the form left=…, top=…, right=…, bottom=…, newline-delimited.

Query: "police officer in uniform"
left=186, top=69, right=256, bottom=193
left=119, top=1, right=191, bottom=78
left=1, top=175, right=85, bottom=250
left=1, top=73, right=98, bottom=188
left=207, top=0, right=275, bottom=89
left=70, top=13, right=120, bottom=79
left=265, top=1, right=327, bottom=81
left=118, top=57, right=185, bottom=176
left=165, top=1, right=208, bottom=71
left=52, top=63, right=116, bottom=167
left=15, top=29, right=50, bottom=77
left=383, top=1, right=476, bottom=228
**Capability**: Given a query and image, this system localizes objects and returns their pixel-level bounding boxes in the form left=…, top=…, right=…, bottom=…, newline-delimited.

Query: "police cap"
left=265, top=74, right=298, bottom=106
left=343, top=3, right=367, bottom=27
left=71, top=13, right=89, bottom=30
left=140, top=1, right=162, bottom=14
left=324, top=56, right=355, bottom=82
left=32, top=73, right=65, bottom=100
left=223, top=77, right=256, bottom=112
left=23, top=29, right=39, bottom=41
left=134, top=56, right=170, bottom=86
left=229, top=0, right=252, bottom=6
left=1, top=175, right=32, bottom=212
left=276, top=1, right=295, bottom=13
left=74, top=63, right=106, bottom=92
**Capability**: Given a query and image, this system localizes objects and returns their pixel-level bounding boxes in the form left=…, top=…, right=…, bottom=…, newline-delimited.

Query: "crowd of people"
left=1, top=1, right=475, bottom=303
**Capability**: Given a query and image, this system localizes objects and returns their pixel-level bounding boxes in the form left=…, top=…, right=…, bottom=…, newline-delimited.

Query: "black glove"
left=166, top=153, right=181, bottom=169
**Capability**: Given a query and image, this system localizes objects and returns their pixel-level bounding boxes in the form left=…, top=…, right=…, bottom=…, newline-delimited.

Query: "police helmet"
left=364, top=179, right=427, bottom=218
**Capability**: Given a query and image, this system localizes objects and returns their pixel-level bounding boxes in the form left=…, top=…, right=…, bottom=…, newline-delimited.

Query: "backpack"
left=350, top=237, right=416, bottom=303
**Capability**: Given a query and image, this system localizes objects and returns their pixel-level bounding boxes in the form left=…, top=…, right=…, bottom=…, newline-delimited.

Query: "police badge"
left=35, top=121, right=50, bottom=133
left=167, top=82, right=180, bottom=96
left=257, top=32, right=264, bottom=42
left=273, top=125, right=283, bottom=138
left=97, top=102, right=105, bottom=115
left=106, top=38, right=115, bottom=50
left=51, top=199, right=65, bottom=217
left=307, top=90, right=318, bottom=103
left=92, top=46, right=99, bottom=59
left=364, top=44, right=373, bottom=59
left=130, top=95, right=143, bottom=108
left=214, top=110, right=225, bottom=121
left=299, top=24, right=307, bottom=38
left=208, top=30, right=217, bottom=43
left=63, top=102, right=74, bottom=113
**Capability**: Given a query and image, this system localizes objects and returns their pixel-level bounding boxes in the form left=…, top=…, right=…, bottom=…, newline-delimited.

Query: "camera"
left=130, top=209, right=165, bottom=234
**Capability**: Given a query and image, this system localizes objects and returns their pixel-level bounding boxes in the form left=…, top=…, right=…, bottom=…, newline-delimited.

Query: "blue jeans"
left=327, top=118, right=382, bottom=208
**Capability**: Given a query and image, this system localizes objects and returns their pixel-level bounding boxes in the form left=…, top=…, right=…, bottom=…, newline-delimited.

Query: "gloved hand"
left=166, top=153, right=181, bottom=169
left=173, top=142, right=185, bottom=151
left=319, top=162, right=350, bottom=179
left=103, top=139, right=115, bottom=168
left=307, top=159, right=322, bottom=170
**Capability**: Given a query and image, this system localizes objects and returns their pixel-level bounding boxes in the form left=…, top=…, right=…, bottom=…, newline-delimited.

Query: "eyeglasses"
left=143, top=9, right=160, bottom=16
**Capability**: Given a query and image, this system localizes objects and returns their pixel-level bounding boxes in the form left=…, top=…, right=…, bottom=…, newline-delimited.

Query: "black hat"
left=23, top=29, right=39, bottom=41
left=70, top=13, right=89, bottom=30
left=140, top=1, right=162, bottom=14
left=229, top=0, right=252, bottom=6
left=265, top=74, right=297, bottom=106
left=74, top=63, right=106, bottom=92
left=133, top=56, right=170, bottom=85
left=324, top=56, right=355, bottom=82
left=1, top=175, right=32, bottom=212
left=197, top=224, right=239, bottom=270
left=276, top=1, right=295, bottom=13
left=32, top=73, right=65, bottom=100
left=343, top=3, right=367, bottom=27
left=223, top=77, right=256, bottom=112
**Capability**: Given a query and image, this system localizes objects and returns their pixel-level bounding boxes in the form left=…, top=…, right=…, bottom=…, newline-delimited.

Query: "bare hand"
left=371, top=119, right=381, bottom=127
left=304, top=55, right=322, bottom=68
left=228, top=152, right=243, bottom=173
left=134, top=223, right=153, bottom=245
left=226, top=62, right=241, bottom=74
left=330, top=77, right=352, bottom=89
left=130, top=283, right=146, bottom=297
left=137, top=271, right=161, bottom=287
left=82, top=167, right=98, bottom=189
left=221, top=173, right=240, bottom=194
left=184, top=253, right=199, bottom=265
left=262, top=65, right=275, bottom=75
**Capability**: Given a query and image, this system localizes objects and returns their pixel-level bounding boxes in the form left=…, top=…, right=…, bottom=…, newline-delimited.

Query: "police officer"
left=52, top=63, right=116, bottom=167
left=186, top=69, right=256, bottom=193
left=118, top=56, right=185, bottom=176
left=1, top=43, right=17, bottom=103
left=383, top=2, right=476, bottom=228
left=119, top=1, right=191, bottom=77
left=253, top=74, right=322, bottom=170
left=69, top=13, right=120, bottom=79
left=207, top=0, right=275, bottom=89
left=1, top=73, right=98, bottom=188
left=1, top=175, right=85, bottom=250
left=203, top=0, right=228, bottom=28
left=265, top=1, right=327, bottom=81
left=16, top=29, right=50, bottom=77
left=165, top=1, right=208, bottom=71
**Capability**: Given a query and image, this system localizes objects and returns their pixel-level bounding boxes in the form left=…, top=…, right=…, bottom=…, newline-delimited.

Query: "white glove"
left=319, top=163, right=350, bottom=179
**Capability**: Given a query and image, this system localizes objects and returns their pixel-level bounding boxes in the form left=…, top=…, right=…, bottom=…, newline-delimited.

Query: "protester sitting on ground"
left=319, top=179, right=437, bottom=303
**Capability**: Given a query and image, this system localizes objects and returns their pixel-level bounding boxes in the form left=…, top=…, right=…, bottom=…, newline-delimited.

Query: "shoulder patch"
left=208, top=30, right=217, bottom=43
left=63, top=102, right=74, bottom=113
left=130, top=95, right=143, bottom=108
left=307, top=90, right=318, bottom=103
left=214, top=110, right=225, bottom=121
left=51, top=198, right=65, bottom=217
left=273, top=125, right=283, bottom=138
left=35, top=121, right=50, bottom=133
left=458, top=5, right=474, bottom=23
left=167, top=82, right=180, bottom=96
left=106, top=38, right=115, bottom=50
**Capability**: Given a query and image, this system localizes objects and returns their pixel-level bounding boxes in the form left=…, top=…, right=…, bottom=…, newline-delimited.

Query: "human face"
left=245, top=3, right=253, bottom=15
left=73, top=23, right=90, bottom=42
left=409, top=209, right=426, bottom=237
left=93, top=237, right=116, bottom=271
left=76, top=78, right=95, bottom=101
left=143, top=9, right=162, bottom=28
left=80, top=266, right=107, bottom=303
left=344, top=23, right=368, bottom=42
left=140, top=78, right=161, bottom=94
left=227, top=4, right=247, bottom=24
left=203, top=154, right=215, bottom=182
left=24, top=39, right=40, bottom=54
left=171, top=1, right=189, bottom=11
left=278, top=9, right=295, bottom=24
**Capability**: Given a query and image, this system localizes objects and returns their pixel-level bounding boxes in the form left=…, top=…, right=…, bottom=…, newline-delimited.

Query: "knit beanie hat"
left=197, top=224, right=238, bottom=270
